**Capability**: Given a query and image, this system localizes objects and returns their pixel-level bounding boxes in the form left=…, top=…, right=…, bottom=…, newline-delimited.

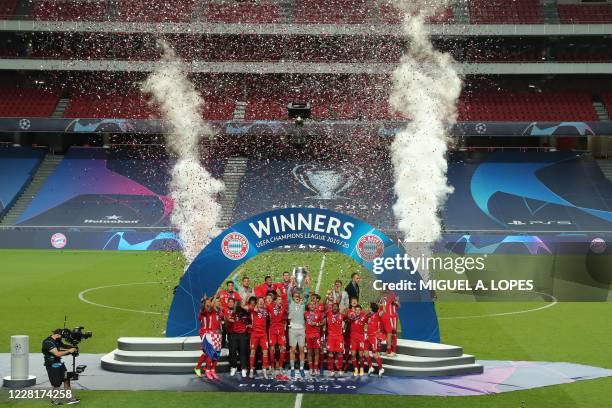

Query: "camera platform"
left=101, top=337, right=483, bottom=376
left=3, top=375, right=36, bottom=388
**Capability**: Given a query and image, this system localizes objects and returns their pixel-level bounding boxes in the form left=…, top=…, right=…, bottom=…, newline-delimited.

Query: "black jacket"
left=345, top=281, right=360, bottom=301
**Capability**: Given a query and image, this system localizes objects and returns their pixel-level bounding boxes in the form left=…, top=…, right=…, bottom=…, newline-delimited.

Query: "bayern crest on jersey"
left=356, top=234, right=384, bottom=262
left=221, top=232, right=249, bottom=260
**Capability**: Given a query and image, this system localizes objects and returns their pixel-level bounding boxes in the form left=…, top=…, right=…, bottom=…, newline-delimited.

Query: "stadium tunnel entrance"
left=166, top=208, right=440, bottom=342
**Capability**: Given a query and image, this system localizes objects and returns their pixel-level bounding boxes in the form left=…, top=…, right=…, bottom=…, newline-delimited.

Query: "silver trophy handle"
left=293, top=266, right=307, bottom=291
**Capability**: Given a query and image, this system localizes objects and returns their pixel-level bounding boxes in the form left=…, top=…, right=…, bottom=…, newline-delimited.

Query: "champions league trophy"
left=292, top=266, right=308, bottom=292
left=293, top=163, right=362, bottom=200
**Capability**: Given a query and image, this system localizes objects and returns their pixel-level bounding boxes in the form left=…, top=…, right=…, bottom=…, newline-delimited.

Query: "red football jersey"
left=273, top=281, right=294, bottom=305
left=254, top=283, right=275, bottom=298
left=326, top=310, right=345, bottom=338
left=304, top=309, right=323, bottom=338
left=218, top=289, right=242, bottom=311
left=366, top=311, right=382, bottom=338
left=266, top=303, right=287, bottom=329
left=198, top=308, right=221, bottom=334
left=250, top=306, right=269, bottom=334
left=383, top=294, right=399, bottom=318
left=348, top=310, right=367, bottom=339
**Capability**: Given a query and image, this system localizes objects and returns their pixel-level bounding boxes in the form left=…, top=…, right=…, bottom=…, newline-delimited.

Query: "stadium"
left=0, top=0, right=611, bottom=407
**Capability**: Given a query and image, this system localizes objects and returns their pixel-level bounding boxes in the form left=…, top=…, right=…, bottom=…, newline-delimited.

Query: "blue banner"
left=2, top=117, right=612, bottom=136
left=165, top=208, right=440, bottom=342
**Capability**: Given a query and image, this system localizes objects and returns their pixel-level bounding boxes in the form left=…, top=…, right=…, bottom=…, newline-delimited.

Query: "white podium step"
left=392, top=339, right=464, bottom=358
left=383, top=362, right=484, bottom=377
left=101, top=337, right=484, bottom=377
left=380, top=353, right=476, bottom=368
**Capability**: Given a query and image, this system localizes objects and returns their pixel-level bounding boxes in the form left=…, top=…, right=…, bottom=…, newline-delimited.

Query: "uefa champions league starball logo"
left=356, top=234, right=384, bottom=262
left=50, top=233, right=67, bottom=249
left=221, top=232, right=249, bottom=260
left=19, top=118, right=31, bottom=130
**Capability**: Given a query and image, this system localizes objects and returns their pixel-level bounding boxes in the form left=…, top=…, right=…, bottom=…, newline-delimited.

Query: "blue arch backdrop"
left=166, top=208, right=440, bottom=342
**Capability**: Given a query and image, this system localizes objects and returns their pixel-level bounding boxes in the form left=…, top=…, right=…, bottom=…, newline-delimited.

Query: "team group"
left=195, top=270, right=399, bottom=380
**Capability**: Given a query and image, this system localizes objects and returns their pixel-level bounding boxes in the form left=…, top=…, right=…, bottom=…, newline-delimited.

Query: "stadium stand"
left=62, top=90, right=236, bottom=120
left=458, top=91, right=598, bottom=121
left=13, top=146, right=225, bottom=227
left=32, top=0, right=108, bottom=21
left=0, top=74, right=607, bottom=122
left=0, top=147, right=45, bottom=218
left=378, top=2, right=454, bottom=24
left=0, top=0, right=17, bottom=18
left=469, top=0, right=543, bottom=24
left=243, top=74, right=402, bottom=120
left=0, top=87, right=60, bottom=117
left=293, top=0, right=369, bottom=24
left=203, top=1, right=281, bottom=23
left=557, top=3, right=612, bottom=24
left=63, top=90, right=161, bottom=119
left=116, top=0, right=196, bottom=22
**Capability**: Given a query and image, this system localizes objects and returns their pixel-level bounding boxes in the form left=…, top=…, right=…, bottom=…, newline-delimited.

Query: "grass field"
left=0, top=249, right=611, bottom=407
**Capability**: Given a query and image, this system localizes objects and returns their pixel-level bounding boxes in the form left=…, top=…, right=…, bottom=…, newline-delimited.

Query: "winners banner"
left=166, top=207, right=440, bottom=342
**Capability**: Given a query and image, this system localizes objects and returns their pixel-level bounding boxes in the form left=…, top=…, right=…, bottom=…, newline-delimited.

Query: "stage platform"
left=101, top=337, right=483, bottom=377
left=1, top=354, right=610, bottom=396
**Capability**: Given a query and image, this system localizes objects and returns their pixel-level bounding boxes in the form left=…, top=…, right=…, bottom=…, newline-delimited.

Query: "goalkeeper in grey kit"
left=287, top=274, right=311, bottom=379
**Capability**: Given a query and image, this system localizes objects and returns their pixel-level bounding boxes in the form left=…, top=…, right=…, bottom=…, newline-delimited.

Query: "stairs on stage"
left=101, top=337, right=483, bottom=377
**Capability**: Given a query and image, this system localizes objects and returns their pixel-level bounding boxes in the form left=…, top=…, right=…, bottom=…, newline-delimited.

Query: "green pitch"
left=0, top=249, right=611, bottom=408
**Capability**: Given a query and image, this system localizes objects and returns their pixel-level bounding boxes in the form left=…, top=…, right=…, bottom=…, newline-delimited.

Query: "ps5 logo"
left=293, top=163, right=363, bottom=200
left=507, top=220, right=572, bottom=226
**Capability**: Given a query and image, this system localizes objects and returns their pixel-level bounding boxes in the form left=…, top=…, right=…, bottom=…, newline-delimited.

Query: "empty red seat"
left=293, top=0, right=369, bottom=24
left=0, top=0, right=17, bottom=17
left=558, top=4, right=612, bottom=24
left=458, top=91, right=598, bottom=121
left=470, top=0, right=542, bottom=24
left=117, top=0, right=195, bottom=22
left=32, top=0, right=108, bottom=21
left=0, top=88, right=60, bottom=117
left=203, top=1, right=281, bottom=23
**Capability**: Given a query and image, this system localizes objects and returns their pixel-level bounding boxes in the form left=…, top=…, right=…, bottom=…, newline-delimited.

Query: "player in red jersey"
left=348, top=304, right=368, bottom=376
left=248, top=297, right=270, bottom=378
left=305, top=294, right=324, bottom=376
left=265, top=291, right=275, bottom=307
left=342, top=297, right=359, bottom=370
left=273, top=271, right=295, bottom=306
left=325, top=302, right=346, bottom=377
left=195, top=296, right=222, bottom=380
left=217, top=281, right=242, bottom=310
left=266, top=293, right=287, bottom=377
left=365, top=303, right=385, bottom=376
left=380, top=291, right=399, bottom=356
left=254, top=275, right=275, bottom=298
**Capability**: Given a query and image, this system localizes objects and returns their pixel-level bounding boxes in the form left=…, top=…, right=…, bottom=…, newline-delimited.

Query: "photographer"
left=42, top=329, right=80, bottom=405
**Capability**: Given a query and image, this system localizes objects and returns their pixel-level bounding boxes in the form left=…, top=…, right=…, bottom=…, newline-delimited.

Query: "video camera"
left=59, top=327, right=93, bottom=349
left=59, top=326, right=92, bottom=380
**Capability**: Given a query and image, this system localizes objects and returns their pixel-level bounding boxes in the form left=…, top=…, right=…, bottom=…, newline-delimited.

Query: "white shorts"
left=288, top=327, right=305, bottom=348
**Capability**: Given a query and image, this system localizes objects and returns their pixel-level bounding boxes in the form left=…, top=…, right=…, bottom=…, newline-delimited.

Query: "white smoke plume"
left=389, top=1, right=462, bottom=261
left=142, top=40, right=224, bottom=266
